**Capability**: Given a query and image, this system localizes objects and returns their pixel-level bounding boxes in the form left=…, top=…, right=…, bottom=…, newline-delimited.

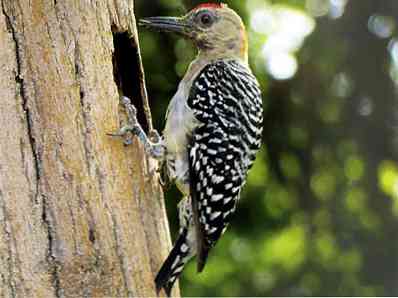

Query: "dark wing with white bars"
left=187, top=59, right=263, bottom=272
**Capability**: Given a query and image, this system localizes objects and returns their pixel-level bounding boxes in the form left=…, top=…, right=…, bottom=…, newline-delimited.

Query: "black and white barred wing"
left=187, top=60, right=263, bottom=272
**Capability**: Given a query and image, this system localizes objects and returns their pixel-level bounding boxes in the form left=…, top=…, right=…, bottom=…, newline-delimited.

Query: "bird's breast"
left=163, top=81, right=201, bottom=194
left=164, top=84, right=198, bottom=154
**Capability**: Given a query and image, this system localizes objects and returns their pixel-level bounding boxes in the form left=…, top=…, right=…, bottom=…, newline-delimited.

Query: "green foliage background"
left=136, top=0, right=398, bottom=296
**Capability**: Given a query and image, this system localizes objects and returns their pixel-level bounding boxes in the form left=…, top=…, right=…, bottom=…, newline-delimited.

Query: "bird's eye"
left=199, top=12, right=214, bottom=27
left=201, top=14, right=211, bottom=24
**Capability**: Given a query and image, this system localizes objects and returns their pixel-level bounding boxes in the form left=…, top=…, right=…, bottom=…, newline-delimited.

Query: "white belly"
left=164, top=86, right=195, bottom=153
left=162, top=58, right=209, bottom=195
left=163, top=82, right=201, bottom=194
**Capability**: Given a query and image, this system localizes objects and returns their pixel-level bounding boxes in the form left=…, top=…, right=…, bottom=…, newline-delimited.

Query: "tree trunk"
left=0, top=0, right=176, bottom=296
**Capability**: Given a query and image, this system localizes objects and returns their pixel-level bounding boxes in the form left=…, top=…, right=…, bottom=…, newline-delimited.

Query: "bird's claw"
left=121, top=96, right=139, bottom=127
left=107, top=96, right=140, bottom=146
left=108, top=96, right=166, bottom=161
left=149, top=129, right=162, bottom=143
left=107, top=125, right=135, bottom=146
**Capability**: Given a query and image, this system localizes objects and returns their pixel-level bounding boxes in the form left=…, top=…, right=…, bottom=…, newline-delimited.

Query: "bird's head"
left=139, top=3, right=248, bottom=63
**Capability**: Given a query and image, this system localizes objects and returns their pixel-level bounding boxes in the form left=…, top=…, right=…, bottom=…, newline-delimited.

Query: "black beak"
left=139, top=16, right=189, bottom=35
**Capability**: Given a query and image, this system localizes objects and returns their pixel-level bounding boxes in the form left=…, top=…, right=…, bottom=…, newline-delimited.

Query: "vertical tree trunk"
left=0, top=0, right=176, bottom=296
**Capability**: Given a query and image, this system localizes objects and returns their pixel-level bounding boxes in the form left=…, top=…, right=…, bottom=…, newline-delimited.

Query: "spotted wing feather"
left=187, top=60, right=263, bottom=272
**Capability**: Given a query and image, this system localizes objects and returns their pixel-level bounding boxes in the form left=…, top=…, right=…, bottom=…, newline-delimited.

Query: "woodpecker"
left=112, top=3, right=263, bottom=296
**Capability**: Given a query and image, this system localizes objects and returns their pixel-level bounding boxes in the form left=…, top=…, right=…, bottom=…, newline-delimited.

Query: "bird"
left=113, top=3, right=263, bottom=296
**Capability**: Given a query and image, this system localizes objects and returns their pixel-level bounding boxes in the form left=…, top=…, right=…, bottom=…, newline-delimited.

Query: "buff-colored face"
left=140, top=4, right=248, bottom=61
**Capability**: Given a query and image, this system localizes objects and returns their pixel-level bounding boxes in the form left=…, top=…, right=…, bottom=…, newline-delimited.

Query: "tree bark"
left=0, top=0, right=176, bottom=296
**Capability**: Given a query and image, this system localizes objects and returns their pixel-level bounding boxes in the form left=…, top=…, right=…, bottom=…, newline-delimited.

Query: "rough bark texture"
left=0, top=0, right=177, bottom=297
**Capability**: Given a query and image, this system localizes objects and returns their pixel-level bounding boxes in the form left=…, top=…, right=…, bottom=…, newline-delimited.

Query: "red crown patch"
left=193, top=3, right=224, bottom=11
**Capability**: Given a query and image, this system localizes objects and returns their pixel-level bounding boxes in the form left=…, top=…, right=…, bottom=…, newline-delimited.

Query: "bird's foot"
left=108, top=96, right=165, bottom=161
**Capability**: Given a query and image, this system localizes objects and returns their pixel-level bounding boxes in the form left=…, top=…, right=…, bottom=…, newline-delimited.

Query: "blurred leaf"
left=261, top=225, right=307, bottom=273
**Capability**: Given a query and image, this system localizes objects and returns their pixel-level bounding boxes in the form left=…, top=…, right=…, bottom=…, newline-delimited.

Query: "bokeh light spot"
left=306, top=0, right=330, bottom=17
left=266, top=52, right=298, bottom=80
left=252, top=5, right=315, bottom=80
left=345, top=187, right=366, bottom=213
left=263, top=183, right=297, bottom=218
left=378, top=160, right=398, bottom=216
left=331, top=72, right=354, bottom=98
left=358, top=96, right=373, bottom=117
left=315, top=232, right=337, bottom=264
left=311, top=170, right=337, bottom=200
left=388, top=39, right=398, bottom=85
left=329, top=0, right=348, bottom=19
left=250, top=9, right=275, bottom=35
left=344, top=156, right=365, bottom=182
left=261, top=225, right=307, bottom=272
left=368, top=15, right=396, bottom=39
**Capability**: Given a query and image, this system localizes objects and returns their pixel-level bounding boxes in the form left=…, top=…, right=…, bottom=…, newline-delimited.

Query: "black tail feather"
left=155, top=229, right=189, bottom=297
left=163, top=282, right=173, bottom=297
